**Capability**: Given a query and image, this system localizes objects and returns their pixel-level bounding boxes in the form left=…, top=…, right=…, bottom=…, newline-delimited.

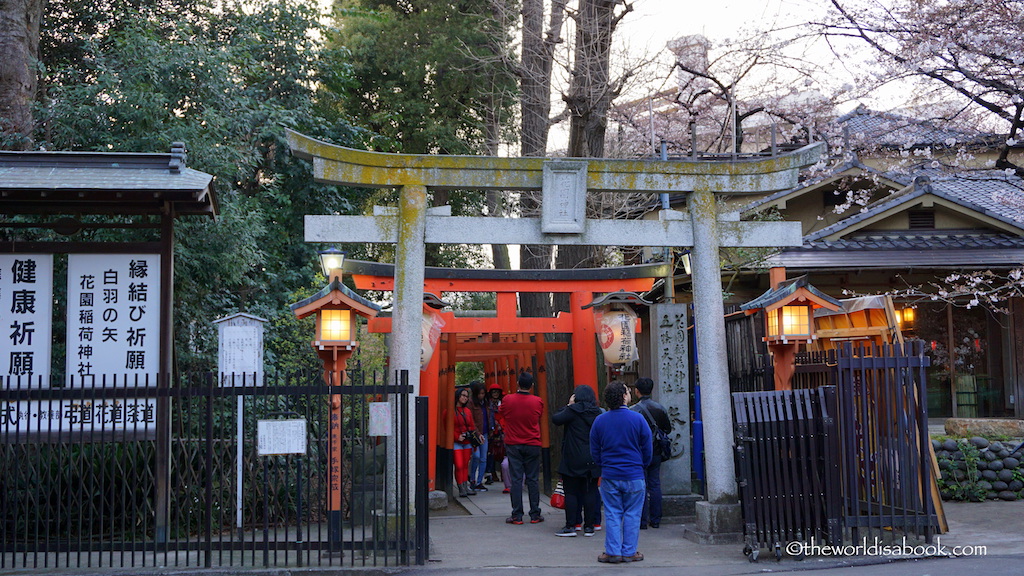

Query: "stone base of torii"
left=287, top=129, right=824, bottom=540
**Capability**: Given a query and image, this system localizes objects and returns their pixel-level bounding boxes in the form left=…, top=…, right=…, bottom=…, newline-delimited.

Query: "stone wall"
left=934, top=437, right=1024, bottom=502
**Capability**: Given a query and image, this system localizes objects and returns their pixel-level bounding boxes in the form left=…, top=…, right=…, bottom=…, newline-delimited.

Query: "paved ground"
left=425, top=482, right=1024, bottom=570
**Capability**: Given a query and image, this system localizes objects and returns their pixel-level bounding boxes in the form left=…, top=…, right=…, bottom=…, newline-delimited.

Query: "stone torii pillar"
left=287, top=128, right=824, bottom=538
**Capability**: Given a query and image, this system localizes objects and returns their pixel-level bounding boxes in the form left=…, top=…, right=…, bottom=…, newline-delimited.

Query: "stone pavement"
left=425, top=483, right=1024, bottom=570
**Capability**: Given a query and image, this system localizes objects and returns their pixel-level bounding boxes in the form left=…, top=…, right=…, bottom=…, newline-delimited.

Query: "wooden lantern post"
left=741, top=268, right=841, bottom=390
left=290, top=250, right=380, bottom=553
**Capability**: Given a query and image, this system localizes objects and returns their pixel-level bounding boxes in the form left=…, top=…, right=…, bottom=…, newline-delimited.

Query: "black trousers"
left=562, top=474, right=600, bottom=529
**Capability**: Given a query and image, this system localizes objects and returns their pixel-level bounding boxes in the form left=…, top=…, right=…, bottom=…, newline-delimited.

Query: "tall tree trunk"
left=551, top=0, right=625, bottom=396
left=565, top=0, right=619, bottom=159
left=518, top=0, right=565, bottom=317
left=0, top=0, right=44, bottom=150
left=484, top=96, right=512, bottom=270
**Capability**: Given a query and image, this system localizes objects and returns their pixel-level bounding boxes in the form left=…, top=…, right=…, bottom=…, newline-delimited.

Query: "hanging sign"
left=595, top=305, right=639, bottom=365
left=65, top=254, right=161, bottom=386
left=368, top=402, right=393, bottom=436
left=257, top=419, right=307, bottom=455
left=1, top=255, right=53, bottom=388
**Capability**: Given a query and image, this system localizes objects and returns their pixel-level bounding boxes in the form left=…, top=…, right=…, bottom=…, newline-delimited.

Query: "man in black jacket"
left=630, top=377, right=672, bottom=529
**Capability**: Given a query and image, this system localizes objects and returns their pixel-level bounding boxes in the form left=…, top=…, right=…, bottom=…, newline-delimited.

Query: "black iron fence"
left=732, top=342, right=939, bottom=560
left=0, top=369, right=428, bottom=569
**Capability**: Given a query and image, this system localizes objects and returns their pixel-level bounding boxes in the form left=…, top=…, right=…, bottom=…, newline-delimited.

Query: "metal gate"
left=733, top=342, right=940, bottom=560
left=837, top=342, right=937, bottom=542
left=733, top=386, right=843, bottom=560
left=1, top=368, right=427, bottom=569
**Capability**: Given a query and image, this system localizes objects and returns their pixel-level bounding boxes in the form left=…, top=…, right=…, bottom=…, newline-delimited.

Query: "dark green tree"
left=329, top=0, right=520, bottom=268
left=34, top=0, right=367, bottom=372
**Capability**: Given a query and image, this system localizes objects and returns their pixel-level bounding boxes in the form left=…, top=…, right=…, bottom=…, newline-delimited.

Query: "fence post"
left=415, top=396, right=429, bottom=565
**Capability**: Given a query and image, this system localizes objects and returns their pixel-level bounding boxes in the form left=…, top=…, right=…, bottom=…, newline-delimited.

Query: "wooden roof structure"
left=0, top=144, right=216, bottom=217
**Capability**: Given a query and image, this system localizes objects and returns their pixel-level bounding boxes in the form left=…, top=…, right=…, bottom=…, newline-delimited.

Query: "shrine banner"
left=65, top=254, right=161, bottom=386
left=1, top=254, right=53, bottom=387
left=595, top=305, right=639, bottom=365
left=420, top=307, right=445, bottom=370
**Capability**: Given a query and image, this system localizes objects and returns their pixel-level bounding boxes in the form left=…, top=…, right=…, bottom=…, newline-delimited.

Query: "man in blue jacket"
left=590, top=381, right=651, bottom=564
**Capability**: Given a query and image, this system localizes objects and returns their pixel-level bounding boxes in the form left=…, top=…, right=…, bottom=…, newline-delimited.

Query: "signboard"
left=0, top=397, right=158, bottom=435
left=257, top=419, right=307, bottom=455
left=1, top=255, right=53, bottom=387
left=65, top=254, right=160, bottom=386
left=541, top=160, right=587, bottom=234
left=368, top=402, right=392, bottom=436
left=220, top=324, right=264, bottom=386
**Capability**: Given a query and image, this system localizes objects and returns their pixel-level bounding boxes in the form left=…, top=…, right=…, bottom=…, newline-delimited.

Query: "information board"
left=1, top=255, right=53, bottom=386
left=257, top=419, right=307, bottom=455
left=65, top=254, right=161, bottom=386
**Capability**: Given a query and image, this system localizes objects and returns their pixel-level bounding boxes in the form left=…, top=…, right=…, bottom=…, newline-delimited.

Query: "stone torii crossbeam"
left=287, top=128, right=824, bottom=538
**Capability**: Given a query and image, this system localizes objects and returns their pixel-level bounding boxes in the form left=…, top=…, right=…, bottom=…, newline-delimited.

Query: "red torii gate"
left=346, top=259, right=665, bottom=490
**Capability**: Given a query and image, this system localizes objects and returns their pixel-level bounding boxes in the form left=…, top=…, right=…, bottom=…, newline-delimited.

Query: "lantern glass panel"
left=781, top=305, right=810, bottom=336
left=903, top=307, right=915, bottom=324
left=320, top=309, right=352, bottom=341
left=768, top=305, right=812, bottom=339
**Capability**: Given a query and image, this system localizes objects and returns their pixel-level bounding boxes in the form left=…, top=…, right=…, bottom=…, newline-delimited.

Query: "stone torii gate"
left=287, top=128, right=824, bottom=540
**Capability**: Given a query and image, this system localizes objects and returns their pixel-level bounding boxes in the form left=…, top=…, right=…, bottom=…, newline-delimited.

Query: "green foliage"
left=34, top=0, right=372, bottom=372
left=936, top=440, right=988, bottom=502
left=329, top=0, right=519, bottom=155
left=455, top=362, right=484, bottom=387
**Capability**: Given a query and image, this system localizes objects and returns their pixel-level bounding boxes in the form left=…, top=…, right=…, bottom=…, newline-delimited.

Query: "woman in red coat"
left=453, top=387, right=478, bottom=498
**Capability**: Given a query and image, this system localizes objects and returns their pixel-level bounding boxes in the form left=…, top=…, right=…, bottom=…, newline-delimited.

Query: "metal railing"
left=0, top=369, right=427, bottom=569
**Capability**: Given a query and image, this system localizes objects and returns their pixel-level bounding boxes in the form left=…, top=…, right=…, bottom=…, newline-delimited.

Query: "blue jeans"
left=599, top=478, right=645, bottom=557
left=506, top=444, right=541, bottom=520
left=642, top=459, right=662, bottom=525
left=470, top=440, right=488, bottom=485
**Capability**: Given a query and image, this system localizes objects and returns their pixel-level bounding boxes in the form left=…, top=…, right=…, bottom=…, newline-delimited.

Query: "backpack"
left=635, top=401, right=673, bottom=463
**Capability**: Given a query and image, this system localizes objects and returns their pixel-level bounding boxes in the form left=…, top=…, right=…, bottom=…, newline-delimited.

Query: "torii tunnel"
left=345, top=259, right=668, bottom=492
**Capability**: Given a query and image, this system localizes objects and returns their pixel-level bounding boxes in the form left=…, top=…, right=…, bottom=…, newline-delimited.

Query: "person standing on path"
left=551, top=384, right=602, bottom=537
left=453, top=386, right=479, bottom=498
left=497, top=370, right=544, bottom=525
left=631, top=377, right=672, bottom=529
left=468, top=380, right=491, bottom=492
left=590, top=381, right=651, bottom=564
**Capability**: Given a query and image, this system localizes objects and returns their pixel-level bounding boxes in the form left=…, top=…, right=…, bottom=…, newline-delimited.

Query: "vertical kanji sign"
left=65, top=254, right=161, bottom=386
left=1, top=255, right=53, bottom=387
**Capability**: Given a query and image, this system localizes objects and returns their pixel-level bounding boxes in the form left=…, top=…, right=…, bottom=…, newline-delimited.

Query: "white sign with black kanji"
left=0, top=254, right=53, bottom=387
left=65, top=254, right=161, bottom=386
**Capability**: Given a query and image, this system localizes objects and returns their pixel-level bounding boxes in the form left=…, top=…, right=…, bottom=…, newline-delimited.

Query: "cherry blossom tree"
left=820, top=0, right=1024, bottom=177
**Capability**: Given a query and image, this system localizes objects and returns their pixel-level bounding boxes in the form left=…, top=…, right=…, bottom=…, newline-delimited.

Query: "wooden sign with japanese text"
left=65, top=254, right=161, bottom=386
left=1, top=255, right=53, bottom=387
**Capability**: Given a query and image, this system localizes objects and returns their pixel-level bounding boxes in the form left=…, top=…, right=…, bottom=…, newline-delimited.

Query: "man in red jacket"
left=497, top=370, right=544, bottom=524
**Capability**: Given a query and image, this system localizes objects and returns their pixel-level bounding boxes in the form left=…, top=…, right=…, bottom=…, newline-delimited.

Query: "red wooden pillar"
left=533, top=333, right=550, bottom=448
left=569, top=291, right=599, bottom=396
left=421, top=336, right=442, bottom=490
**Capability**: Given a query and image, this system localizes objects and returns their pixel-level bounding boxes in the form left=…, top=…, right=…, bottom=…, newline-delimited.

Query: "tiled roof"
left=802, top=231, right=1024, bottom=251
left=768, top=231, right=1024, bottom=269
left=0, top=147, right=216, bottom=216
left=805, top=167, right=1024, bottom=241
left=741, top=159, right=904, bottom=214
left=837, top=105, right=1004, bottom=150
